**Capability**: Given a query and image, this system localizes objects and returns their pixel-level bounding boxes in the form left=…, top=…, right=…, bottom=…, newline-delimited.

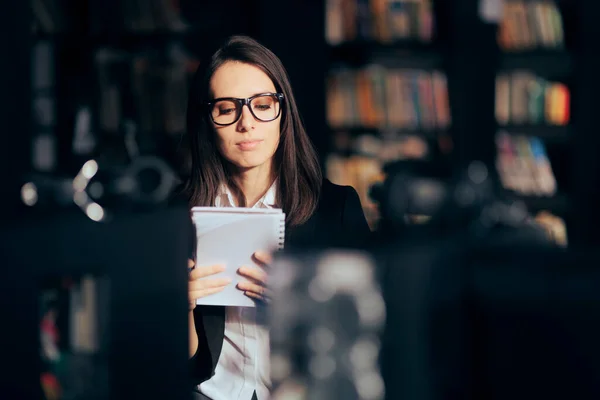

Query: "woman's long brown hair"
left=184, top=35, right=322, bottom=226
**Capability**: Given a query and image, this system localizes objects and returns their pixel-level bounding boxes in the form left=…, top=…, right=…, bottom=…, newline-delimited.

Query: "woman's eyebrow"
left=213, top=91, right=276, bottom=99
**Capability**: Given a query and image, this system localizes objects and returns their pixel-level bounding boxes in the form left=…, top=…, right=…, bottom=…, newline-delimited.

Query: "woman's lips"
left=236, top=140, right=263, bottom=151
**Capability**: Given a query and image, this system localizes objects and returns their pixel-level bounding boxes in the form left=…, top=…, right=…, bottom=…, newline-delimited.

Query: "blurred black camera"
left=20, top=125, right=179, bottom=221
left=370, top=159, right=549, bottom=245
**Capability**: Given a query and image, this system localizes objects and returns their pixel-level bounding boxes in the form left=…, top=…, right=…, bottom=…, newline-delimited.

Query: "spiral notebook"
left=191, top=207, right=285, bottom=307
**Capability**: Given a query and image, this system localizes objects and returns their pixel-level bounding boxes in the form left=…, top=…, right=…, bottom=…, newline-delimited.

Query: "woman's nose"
left=238, top=105, right=255, bottom=131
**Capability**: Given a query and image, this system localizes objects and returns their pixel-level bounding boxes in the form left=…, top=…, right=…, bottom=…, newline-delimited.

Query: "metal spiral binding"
left=278, top=218, right=286, bottom=249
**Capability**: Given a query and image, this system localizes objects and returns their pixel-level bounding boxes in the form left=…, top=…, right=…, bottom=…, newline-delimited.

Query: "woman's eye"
left=254, top=104, right=271, bottom=111
left=219, top=108, right=235, bottom=115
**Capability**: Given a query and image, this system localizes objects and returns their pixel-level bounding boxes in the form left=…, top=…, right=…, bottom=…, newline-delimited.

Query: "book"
left=498, top=0, right=564, bottom=51
left=326, top=66, right=450, bottom=130
left=191, top=207, right=286, bottom=307
left=325, top=0, right=435, bottom=44
left=495, top=132, right=557, bottom=197
left=495, top=72, right=570, bottom=126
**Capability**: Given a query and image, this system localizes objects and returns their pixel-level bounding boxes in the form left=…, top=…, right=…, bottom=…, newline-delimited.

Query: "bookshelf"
left=570, top=0, right=600, bottom=246
left=9, top=1, right=265, bottom=397
left=320, top=0, right=600, bottom=246
left=4, top=0, right=600, bottom=239
left=498, top=125, right=570, bottom=142
left=499, top=50, right=573, bottom=78
left=512, top=193, right=569, bottom=215
left=494, top=0, right=575, bottom=244
left=1, top=2, right=31, bottom=222
left=323, top=0, right=453, bottom=229
left=28, top=0, right=261, bottom=182
left=328, top=41, right=442, bottom=68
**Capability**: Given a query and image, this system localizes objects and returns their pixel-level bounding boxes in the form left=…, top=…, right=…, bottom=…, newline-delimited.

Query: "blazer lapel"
left=200, top=306, right=226, bottom=374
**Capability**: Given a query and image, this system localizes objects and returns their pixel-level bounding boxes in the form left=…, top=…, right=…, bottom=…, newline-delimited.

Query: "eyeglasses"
left=207, top=93, right=284, bottom=126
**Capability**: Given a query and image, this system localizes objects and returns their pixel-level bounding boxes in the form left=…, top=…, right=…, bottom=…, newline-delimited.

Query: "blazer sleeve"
left=168, top=183, right=196, bottom=260
left=340, top=186, right=372, bottom=247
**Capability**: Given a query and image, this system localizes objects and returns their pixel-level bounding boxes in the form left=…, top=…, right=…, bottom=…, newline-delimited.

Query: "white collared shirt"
left=198, top=182, right=276, bottom=400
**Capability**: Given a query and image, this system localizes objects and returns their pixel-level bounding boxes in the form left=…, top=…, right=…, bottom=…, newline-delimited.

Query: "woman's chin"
left=231, top=158, right=271, bottom=171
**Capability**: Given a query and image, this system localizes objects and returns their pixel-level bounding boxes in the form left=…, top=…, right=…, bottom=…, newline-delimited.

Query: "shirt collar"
left=216, top=180, right=277, bottom=209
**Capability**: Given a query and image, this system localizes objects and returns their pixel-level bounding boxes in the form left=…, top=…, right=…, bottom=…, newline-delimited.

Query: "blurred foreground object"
left=20, top=130, right=178, bottom=222
left=369, top=159, right=600, bottom=400
left=268, top=250, right=385, bottom=400
left=371, top=159, right=551, bottom=245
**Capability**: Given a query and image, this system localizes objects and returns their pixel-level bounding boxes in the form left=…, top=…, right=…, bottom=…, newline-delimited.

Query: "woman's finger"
left=237, top=281, right=272, bottom=299
left=238, top=266, right=267, bottom=284
left=188, top=259, right=195, bottom=269
left=252, top=251, right=273, bottom=267
left=189, top=286, right=226, bottom=301
left=237, top=281, right=264, bottom=295
left=189, top=277, right=231, bottom=291
left=190, top=264, right=226, bottom=280
left=244, top=290, right=271, bottom=303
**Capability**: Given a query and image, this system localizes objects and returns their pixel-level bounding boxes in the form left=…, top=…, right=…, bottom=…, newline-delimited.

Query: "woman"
left=185, top=35, right=371, bottom=400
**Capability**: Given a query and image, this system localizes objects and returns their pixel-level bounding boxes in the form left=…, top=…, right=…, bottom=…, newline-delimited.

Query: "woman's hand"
left=237, top=251, right=273, bottom=303
left=188, top=259, right=231, bottom=311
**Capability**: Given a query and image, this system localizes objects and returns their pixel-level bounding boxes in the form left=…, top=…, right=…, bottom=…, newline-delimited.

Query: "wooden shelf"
left=509, top=193, right=569, bottom=215
left=328, top=40, right=442, bottom=68
left=382, top=158, right=453, bottom=179
left=32, top=29, right=209, bottom=50
left=329, top=39, right=435, bottom=51
left=498, top=125, right=570, bottom=142
left=499, top=50, right=573, bottom=79
left=330, top=126, right=447, bottom=139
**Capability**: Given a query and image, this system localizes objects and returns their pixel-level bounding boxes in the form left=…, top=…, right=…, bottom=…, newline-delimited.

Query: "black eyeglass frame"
left=206, top=92, right=285, bottom=126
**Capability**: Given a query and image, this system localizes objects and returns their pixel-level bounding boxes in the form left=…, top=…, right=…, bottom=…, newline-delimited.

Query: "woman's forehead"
left=210, top=61, right=276, bottom=98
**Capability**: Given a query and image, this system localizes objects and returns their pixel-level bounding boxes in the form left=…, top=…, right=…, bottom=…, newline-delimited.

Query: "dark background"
left=2, top=1, right=600, bottom=399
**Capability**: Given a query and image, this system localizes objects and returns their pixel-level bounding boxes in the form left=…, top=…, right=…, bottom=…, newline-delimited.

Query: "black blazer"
left=189, top=179, right=372, bottom=385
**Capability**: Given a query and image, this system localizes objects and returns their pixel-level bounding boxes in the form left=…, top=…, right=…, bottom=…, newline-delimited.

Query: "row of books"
left=95, top=45, right=198, bottom=151
left=332, top=131, right=429, bottom=162
left=326, top=154, right=384, bottom=229
left=498, top=0, right=564, bottom=51
left=40, top=275, right=110, bottom=399
left=111, top=0, right=188, bottom=32
left=33, top=0, right=188, bottom=33
left=496, top=72, right=569, bottom=126
left=29, top=41, right=197, bottom=175
left=32, top=40, right=57, bottom=173
left=326, top=0, right=434, bottom=45
left=533, top=211, right=567, bottom=247
left=327, top=66, right=451, bottom=130
left=31, top=41, right=96, bottom=174
left=33, top=0, right=66, bottom=33
left=496, top=132, right=557, bottom=197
